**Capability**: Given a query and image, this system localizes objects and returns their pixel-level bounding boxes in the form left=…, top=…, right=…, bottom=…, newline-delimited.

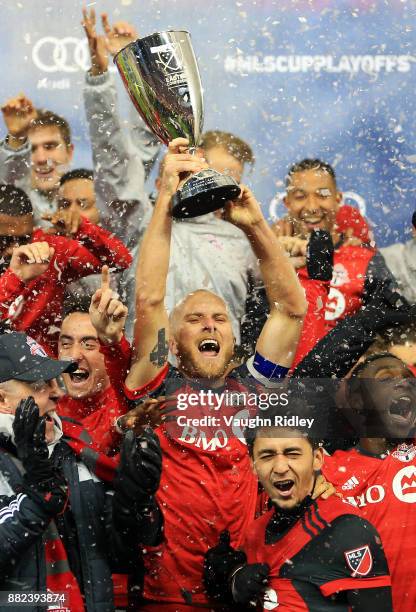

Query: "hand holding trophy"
left=114, top=31, right=241, bottom=218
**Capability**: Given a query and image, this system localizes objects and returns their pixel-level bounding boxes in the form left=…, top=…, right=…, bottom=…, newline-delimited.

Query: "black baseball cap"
left=0, top=332, right=77, bottom=384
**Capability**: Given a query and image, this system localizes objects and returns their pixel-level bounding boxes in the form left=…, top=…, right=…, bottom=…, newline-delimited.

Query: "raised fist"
left=1, top=94, right=37, bottom=148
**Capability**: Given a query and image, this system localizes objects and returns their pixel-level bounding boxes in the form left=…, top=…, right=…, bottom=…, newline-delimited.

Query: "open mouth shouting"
left=272, top=478, right=295, bottom=498
left=68, top=367, right=90, bottom=387
left=198, top=338, right=220, bottom=358
left=389, top=394, right=415, bottom=427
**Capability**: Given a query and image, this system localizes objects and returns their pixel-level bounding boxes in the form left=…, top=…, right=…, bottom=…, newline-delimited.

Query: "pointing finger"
left=101, top=265, right=110, bottom=292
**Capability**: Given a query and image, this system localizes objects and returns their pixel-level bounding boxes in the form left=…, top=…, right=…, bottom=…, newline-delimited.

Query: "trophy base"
left=171, top=169, right=241, bottom=219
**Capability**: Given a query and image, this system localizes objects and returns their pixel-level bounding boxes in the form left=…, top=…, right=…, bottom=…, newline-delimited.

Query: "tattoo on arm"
left=150, top=328, right=169, bottom=367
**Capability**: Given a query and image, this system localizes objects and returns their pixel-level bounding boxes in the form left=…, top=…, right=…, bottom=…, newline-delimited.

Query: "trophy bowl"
left=114, top=30, right=240, bottom=218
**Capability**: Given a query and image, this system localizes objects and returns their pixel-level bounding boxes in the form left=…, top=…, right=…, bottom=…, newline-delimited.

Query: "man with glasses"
left=0, top=184, right=131, bottom=355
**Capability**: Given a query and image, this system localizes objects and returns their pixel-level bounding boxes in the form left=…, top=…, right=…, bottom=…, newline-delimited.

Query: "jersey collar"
left=266, top=495, right=315, bottom=545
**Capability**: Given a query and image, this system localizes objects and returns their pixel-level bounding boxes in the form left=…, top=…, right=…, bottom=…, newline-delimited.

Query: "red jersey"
left=322, top=444, right=416, bottom=612
left=58, top=387, right=123, bottom=455
left=243, top=496, right=390, bottom=611
left=293, top=269, right=329, bottom=367
left=324, top=245, right=375, bottom=332
left=57, top=336, right=131, bottom=454
left=0, top=219, right=131, bottom=355
left=123, top=361, right=285, bottom=608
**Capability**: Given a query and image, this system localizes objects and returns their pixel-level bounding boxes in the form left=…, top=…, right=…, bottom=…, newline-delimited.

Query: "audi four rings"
left=32, top=37, right=115, bottom=73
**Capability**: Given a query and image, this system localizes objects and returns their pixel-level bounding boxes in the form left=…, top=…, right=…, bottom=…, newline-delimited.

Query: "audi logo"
left=32, top=36, right=117, bottom=73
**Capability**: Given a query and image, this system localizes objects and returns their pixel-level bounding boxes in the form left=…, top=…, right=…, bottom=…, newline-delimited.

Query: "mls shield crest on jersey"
left=344, top=545, right=373, bottom=576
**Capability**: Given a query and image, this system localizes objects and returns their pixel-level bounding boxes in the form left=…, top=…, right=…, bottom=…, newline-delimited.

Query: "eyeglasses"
left=0, top=234, right=32, bottom=250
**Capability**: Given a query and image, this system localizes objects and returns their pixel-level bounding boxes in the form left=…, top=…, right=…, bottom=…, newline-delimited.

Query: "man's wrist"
left=155, top=190, right=173, bottom=210
left=85, top=69, right=110, bottom=86
left=89, top=63, right=108, bottom=77
left=8, top=266, right=26, bottom=283
left=241, top=217, right=269, bottom=237
left=99, top=332, right=123, bottom=346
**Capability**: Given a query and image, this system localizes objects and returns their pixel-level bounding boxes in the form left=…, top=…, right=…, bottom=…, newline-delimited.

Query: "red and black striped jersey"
left=243, top=495, right=390, bottom=611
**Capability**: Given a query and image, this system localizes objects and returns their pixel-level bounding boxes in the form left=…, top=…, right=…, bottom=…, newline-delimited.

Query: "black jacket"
left=0, top=435, right=156, bottom=612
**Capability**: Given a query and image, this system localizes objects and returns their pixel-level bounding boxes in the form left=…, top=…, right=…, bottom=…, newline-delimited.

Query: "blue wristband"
left=246, top=352, right=289, bottom=386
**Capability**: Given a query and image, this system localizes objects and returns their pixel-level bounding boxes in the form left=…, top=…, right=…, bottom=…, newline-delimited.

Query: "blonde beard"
left=177, top=346, right=234, bottom=381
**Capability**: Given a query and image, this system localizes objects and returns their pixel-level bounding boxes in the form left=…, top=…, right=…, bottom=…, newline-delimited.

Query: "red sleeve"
left=73, top=217, right=132, bottom=271
left=39, top=232, right=103, bottom=283
left=123, top=363, right=170, bottom=401
left=99, top=335, right=132, bottom=409
left=291, top=270, right=329, bottom=368
left=336, top=205, right=372, bottom=244
left=0, top=269, right=25, bottom=319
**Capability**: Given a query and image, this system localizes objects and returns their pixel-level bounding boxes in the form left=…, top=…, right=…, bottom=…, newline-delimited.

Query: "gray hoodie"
left=83, top=71, right=262, bottom=342
left=380, top=238, right=416, bottom=304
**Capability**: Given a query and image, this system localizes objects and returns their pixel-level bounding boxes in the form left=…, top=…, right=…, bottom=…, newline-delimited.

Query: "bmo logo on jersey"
left=392, top=465, right=416, bottom=504
left=178, top=424, right=228, bottom=451
left=177, top=409, right=250, bottom=451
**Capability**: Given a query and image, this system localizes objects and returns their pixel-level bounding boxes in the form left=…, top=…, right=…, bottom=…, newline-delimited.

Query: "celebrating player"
left=323, top=353, right=416, bottom=611
left=122, top=137, right=309, bottom=609
left=204, top=426, right=392, bottom=611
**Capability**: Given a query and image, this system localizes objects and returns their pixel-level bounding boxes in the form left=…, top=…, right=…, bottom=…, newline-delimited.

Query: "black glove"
left=114, top=428, right=162, bottom=505
left=13, top=397, right=67, bottom=516
left=203, top=530, right=247, bottom=602
left=231, top=563, right=270, bottom=606
left=306, top=230, right=334, bottom=281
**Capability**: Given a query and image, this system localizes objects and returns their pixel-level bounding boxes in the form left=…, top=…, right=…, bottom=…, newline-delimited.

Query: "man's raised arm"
left=125, top=139, right=207, bottom=391
left=225, top=187, right=307, bottom=368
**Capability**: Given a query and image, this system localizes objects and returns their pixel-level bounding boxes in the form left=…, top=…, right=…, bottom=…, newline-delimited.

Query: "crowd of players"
left=0, top=8, right=415, bottom=612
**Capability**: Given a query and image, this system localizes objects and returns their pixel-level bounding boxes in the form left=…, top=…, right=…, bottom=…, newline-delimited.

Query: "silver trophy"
left=114, top=30, right=240, bottom=218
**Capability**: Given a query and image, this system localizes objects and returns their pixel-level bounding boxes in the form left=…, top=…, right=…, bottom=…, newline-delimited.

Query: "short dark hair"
left=60, top=169, right=94, bottom=186
left=350, top=352, right=408, bottom=379
left=286, top=158, right=336, bottom=187
left=62, top=294, right=91, bottom=320
left=245, top=425, right=321, bottom=457
left=200, top=130, right=254, bottom=166
left=29, top=109, right=72, bottom=146
left=245, top=403, right=321, bottom=457
left=0, top=184, right=33, bottom=217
